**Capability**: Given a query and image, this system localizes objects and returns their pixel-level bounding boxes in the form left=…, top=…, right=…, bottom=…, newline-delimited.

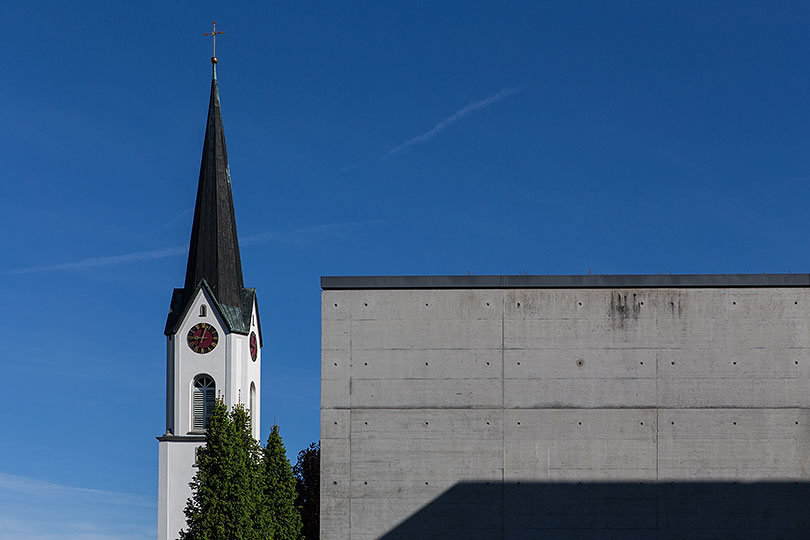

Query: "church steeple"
left=165, top=63, right=258, bottom=337
left=183, top=66, right=244, bottom=306
left=159, top=37, right=263, bottom=540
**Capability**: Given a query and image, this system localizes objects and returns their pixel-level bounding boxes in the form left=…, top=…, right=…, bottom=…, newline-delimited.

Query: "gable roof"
left=164, top=279, right=258, bottom=338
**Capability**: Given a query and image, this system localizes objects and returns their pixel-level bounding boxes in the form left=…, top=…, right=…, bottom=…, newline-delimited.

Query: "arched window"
left=250, top=382, right=256, bottom=432
left=192, top=375, right=216, bottom=430
left=200, top=305, right=207, bottom=317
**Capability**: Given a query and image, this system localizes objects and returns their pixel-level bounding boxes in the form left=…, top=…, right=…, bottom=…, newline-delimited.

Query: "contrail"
left=382, top=88, right=519, bottom=159
left=6, top=246, right=188, bottom=274
left=0, top=471, right=153, bottom=508
left=6, top=220, right=385, bottom=274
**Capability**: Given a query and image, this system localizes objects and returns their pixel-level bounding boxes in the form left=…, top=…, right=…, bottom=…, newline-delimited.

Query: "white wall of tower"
left=165, top=288, right=261, bottom=434
left=243, top=302, right=261, bottom=439
left=159, top=288, right=261, bottom=540
left=157, top=439, right=198, bottom=540
left=169, top=288, right=229, bottom=434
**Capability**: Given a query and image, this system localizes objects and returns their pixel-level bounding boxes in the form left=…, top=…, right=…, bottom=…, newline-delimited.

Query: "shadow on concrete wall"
left=379, top=482, right=810, bottom=539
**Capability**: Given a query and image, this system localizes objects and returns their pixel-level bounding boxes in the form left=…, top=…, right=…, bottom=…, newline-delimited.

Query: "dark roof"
left=165, top=65, right=260, bottom=341
left=321, top=273, right=810, bottom=290
left=165, top=280, right=258, bottom=337
left=183, top=67, right=244, bottom=305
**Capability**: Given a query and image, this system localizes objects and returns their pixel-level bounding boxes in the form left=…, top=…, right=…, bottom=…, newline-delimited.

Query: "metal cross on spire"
left=204, top=21, right=225, bottom=64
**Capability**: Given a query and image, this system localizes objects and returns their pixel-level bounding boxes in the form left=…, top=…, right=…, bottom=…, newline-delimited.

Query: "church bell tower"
left=157, top=53, right=262, bottom=540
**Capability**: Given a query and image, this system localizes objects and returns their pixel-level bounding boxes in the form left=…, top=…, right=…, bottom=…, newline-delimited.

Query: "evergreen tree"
left=294, top=442, right=320, bottom=540
left=179, top=400, right=270, bottom=540
left=262, top=424, right=302, bottom=540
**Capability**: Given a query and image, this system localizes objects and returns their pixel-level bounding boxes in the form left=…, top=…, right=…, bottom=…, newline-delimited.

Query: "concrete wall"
left=321, top=285, right=810, bottom=539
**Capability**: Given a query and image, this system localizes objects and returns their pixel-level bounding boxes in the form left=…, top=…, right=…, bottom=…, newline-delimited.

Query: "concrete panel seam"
left=501, top=290, right=506, bottom=535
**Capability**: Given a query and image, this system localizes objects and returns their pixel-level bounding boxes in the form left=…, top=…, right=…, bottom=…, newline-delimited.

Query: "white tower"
left=157, top=59, right=262, bottom=540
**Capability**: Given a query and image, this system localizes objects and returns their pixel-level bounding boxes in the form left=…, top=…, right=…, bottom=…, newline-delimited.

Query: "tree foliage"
left=179, top=403, right=304, bottom=540
left=179, top=400, right=269, bottom=540
left=294, top=442, right=320, bottom=540
left=263, top=425, right=303, bottom=540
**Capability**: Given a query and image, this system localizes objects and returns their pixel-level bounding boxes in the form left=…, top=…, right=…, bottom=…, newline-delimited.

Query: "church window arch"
left=192, top=375, right=216, bottom=431
left=200, top=305, right=207, bottom=317
left=250, top=382, right=256, bottom=432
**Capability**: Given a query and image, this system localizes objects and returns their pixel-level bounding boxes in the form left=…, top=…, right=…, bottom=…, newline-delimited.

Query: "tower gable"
left=165, top=279, right=258, bottom=337
left=174, top=283, right=229, bottom=337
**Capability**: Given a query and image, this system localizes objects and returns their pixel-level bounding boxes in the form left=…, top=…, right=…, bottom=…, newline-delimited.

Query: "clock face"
left=187, top=322, right=219, bottom=354
left=249, top=331, right=258, bottom=361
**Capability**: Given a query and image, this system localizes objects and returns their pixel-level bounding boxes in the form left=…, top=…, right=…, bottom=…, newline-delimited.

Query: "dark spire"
left=182, top=66, right=245, bottom=308
left=166, top=51, right=260, bottom=340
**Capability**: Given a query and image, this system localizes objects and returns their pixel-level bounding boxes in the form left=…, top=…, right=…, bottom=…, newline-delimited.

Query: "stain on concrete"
left=609, top=292, right=642, bottom=328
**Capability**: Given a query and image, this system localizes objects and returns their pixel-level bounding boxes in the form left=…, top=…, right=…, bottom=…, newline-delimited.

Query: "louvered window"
left=250, top=382, right=256, bottom=433
left=192, top=375, right=216, bottom=430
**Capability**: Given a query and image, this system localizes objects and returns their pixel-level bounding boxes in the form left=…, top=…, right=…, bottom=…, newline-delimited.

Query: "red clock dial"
left=249, top=331, right=258, bottom=361
left=187, top=323, right=219, bottom=354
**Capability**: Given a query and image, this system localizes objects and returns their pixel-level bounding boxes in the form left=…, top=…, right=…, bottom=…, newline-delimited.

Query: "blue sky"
left=4, top=1, right=810, bottom=538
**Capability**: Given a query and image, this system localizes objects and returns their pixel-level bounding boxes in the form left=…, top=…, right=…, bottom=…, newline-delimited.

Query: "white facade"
left=158, top=287, right=261, bottom=540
